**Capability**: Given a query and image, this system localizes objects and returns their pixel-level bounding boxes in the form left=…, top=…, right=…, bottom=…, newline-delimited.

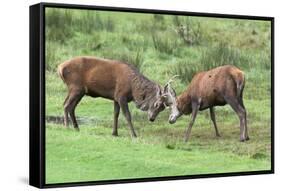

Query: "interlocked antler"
left=165, top=75, right=179, bottom=88
left=162, top=75, right=179, bottom=107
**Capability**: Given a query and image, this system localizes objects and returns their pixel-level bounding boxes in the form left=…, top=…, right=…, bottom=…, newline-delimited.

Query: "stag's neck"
left=177, top=91, right=192, bottom=115
left=130, top=73, right=159, bottom=111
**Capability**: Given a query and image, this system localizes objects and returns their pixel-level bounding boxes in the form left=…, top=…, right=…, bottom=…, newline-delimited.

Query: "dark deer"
left=163, top=65, right=249, bottom=142
left=58, top=56, right=167, bottom=137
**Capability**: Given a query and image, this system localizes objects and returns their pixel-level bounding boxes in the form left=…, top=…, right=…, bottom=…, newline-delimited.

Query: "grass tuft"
left=171, top=61, right=200, bottom=83
left=152, top=31, right=179, bottom=54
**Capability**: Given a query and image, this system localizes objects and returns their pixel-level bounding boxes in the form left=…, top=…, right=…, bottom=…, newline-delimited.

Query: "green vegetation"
left=45, top=8, right=272, bottom=184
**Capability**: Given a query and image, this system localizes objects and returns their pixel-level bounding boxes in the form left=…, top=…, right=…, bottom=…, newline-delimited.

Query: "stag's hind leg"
left=238, top=95, right=250, bottom=141
left=224, top=96, right=248, bottom=142
left=64, top=89, right=84, bottom=130
left=238, top=96, right=249, bottom=140
left=209, top=107, right=221, bottom=137
left=63, top=93, right=70, bottom=127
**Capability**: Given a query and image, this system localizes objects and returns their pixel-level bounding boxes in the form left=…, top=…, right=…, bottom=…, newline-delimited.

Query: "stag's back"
left=58, top=56, right=134, bottom=100
left=186, top=65, right=245, bottom=105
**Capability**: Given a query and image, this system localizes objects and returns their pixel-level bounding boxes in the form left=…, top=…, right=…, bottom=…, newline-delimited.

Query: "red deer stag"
left=58, top=56, right=167, bottom=137
left=163, top=65, right=249, bottom=142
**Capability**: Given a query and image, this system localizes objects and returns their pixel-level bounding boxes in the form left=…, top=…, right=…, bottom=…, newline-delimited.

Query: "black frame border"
left=29, top=2, right=275, bottom=188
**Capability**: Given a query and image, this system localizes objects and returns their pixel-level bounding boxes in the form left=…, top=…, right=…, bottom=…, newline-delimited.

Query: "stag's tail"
left=229, top=66, right=245, bottom=99
left=57, top=64, right=66, bottom=84
left=236, top=70, right=245, bottom=99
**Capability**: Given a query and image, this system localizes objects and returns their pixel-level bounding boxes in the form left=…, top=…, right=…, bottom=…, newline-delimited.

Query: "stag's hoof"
left=240, top=138, right=247, bottom=142
left=240, top=135, right=250, bottom=142
left=112, top=132, right=118, bottom=137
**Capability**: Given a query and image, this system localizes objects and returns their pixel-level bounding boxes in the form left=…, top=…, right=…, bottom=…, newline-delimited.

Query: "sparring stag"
left=58, top=56, right=167, bottom=137
left=163, top=65, right=249, bottom=142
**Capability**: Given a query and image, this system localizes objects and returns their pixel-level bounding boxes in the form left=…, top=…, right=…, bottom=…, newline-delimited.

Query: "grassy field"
left=45, top=8, right=272, bottom=184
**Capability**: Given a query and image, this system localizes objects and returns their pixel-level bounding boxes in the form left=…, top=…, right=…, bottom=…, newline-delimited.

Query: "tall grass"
left=170, top=43, right=267, bottom=83
left=80, top=12, right=115, bottom=33
left=46, top=8, right=115, bottom=43
left=121, top=34, right=149, bottom=51
left=171, top=61, right=200, bottom=83
left=200, top=43, right=244, bottom=70
left=152, top=31, right=179, bottom=54
left=46, top=9, right=74, bottom=43
left=45, top=8, right=271, bottom=95
left=200, top=43, right=271, bottom=70
left=100, top=49, right=144, bottom=71
left=136, top=14, right=167, bottom=33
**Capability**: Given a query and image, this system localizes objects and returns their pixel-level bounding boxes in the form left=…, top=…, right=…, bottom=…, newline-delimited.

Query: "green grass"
left=46, top=124, right=270, bottom=184
left=45, top=8, right=272, bottom=184
left=45, top=86, right=271, bottom=183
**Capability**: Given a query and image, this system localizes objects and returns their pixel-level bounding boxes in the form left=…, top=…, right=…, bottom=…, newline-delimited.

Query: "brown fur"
left=58, top=56, right=164, bottom=137
left=175, top=65, right=249, bottom=142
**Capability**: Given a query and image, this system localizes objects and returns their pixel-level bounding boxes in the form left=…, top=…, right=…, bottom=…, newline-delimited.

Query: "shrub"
left=172, top=16, right=203, bottom=46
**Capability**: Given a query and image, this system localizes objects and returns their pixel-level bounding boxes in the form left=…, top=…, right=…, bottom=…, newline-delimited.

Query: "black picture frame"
left=30, top=2, right=274, bottom=188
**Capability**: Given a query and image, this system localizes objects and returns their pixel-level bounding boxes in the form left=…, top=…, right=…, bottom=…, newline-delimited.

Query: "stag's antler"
left=165, top=75, right=179, bottom=87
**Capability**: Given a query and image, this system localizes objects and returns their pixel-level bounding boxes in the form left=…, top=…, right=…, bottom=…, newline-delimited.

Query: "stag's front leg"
left=210, top=107, right=221, bottom=137
left=119, top=97, right=137, bottom=138
left=112, top=101, right=120, bottom=136
left=185, top=101, right=200, bottom=142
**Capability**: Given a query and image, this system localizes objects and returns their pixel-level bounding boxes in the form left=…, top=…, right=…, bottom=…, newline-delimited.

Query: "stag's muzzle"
left=149, top=118, right=155, bottom=122
left=168, top=115, right=177, bottom=124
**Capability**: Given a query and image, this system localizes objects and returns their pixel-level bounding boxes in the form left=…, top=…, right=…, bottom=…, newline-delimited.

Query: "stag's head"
left=146, top=76, right=181, bottom=122
left=147, top=85, right=166, bottom=122
left=161, top=76, right=181, bottom=124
